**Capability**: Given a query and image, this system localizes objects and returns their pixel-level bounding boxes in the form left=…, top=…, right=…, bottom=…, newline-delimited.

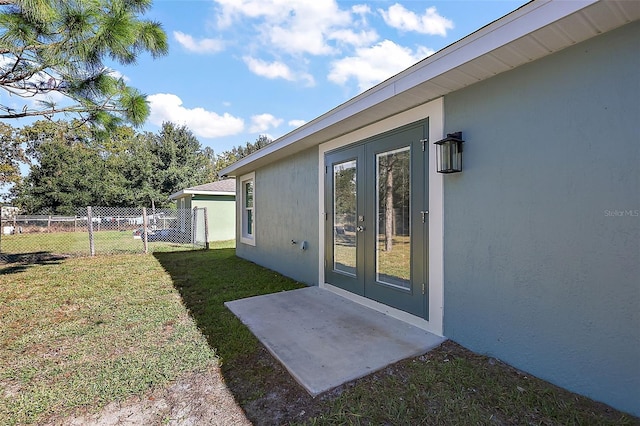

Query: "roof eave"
left=220, top=0, right=636, bottom=177
left=168, top=190, right=235, bottom=200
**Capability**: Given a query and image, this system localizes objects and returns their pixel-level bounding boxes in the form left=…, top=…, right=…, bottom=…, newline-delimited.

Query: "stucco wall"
left=175, top=195, right=192, bottom=211
left=236, top=146, right=319, bottom=285
left=442, top=22, right=639, bottom=415
left=192, top=195, right=236, bottom=242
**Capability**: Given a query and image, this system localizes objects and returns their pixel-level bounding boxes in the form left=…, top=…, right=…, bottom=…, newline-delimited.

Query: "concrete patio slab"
left=225, top=287, right=445, bottom=396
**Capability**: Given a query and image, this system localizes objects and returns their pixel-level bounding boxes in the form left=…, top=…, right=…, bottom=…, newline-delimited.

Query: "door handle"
left=356, top=225, right=365, bottom=232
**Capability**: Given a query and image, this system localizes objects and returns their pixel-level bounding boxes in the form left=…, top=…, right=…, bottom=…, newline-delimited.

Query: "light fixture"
left=434, top=132, right=464, bottom=174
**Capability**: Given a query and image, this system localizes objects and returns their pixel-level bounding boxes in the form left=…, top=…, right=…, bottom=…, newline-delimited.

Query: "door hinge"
left=324, top=212, right=327, bottom=220
left=422, top=283, right=426, bottom=295
left=325, top=165, right=328, bottom=174
left=420, top=138, right=428, bottom=152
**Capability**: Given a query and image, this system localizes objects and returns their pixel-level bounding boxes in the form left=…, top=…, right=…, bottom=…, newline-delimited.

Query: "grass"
left=1, top=245, right=637, bottom=425
left=0, top=250, right=220, bottom=425
left=309, top=345, right=635, bottom=425
left=153, top=244, right=305, bottom=365
left=334, top=234, right=412, bottom=281
left=0, top=230, right=199, bottom=256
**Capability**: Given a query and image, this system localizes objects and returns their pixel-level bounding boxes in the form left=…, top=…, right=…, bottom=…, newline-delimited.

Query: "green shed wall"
left=192, top=196, right=235, bottom=242
left=174, top=194, right=236, bottom=242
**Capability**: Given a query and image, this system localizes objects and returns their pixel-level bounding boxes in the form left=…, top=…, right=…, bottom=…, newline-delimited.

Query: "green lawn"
left=1, top=246, right=636, bottom=425
left=0, top=230, right=198, bottom=256
left=0, top=252, right=217, bottom=424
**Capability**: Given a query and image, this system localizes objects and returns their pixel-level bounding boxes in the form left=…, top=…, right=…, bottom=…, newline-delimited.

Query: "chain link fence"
left=0, top=206, right=209, bottom=260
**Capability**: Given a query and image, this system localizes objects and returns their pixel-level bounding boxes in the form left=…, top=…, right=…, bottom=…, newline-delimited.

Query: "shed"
left=169, top=179, right=236, bottom=242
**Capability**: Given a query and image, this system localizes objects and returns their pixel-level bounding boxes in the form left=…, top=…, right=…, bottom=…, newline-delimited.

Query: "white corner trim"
left=318, top=97, right=445, bottom=336
left=428, top=98, right=445, bottom=337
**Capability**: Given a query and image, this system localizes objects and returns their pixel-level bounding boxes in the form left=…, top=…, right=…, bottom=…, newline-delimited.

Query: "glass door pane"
left=375, top=147, right=411, bottom=289
left=333, top=160, right=357, bottom=276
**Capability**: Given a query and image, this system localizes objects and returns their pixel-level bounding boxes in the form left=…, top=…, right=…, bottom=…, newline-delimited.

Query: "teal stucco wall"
left=442, top=22, right=639, bottom=416
left=236, top=146, right=319, bottom=285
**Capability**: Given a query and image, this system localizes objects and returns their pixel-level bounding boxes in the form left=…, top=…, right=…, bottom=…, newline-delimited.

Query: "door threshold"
left=321, top=283, right=442, bottom=336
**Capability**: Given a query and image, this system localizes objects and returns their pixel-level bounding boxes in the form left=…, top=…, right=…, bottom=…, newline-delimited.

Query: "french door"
left=324, top=122, right=429, bottom=319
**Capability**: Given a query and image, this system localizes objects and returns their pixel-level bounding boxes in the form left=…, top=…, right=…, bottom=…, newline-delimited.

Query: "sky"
left=113, top=0, right=530, bottom=154
left=6, top=0, right=529, bottom=156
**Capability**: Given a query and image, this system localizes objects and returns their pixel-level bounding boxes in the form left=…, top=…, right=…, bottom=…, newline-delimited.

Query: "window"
left=240, top=172, right=256, bottom=245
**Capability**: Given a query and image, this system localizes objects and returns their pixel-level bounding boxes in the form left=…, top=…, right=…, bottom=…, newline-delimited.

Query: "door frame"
left=317, top=98, right=445, bottom=336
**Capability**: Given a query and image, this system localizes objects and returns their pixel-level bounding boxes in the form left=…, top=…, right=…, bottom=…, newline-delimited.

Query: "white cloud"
left=211, top=0, right=445, bottom=93
left=0, top=56, right=70, bottom=112
left=147, top=93, right=244, bottom=138
left=173, top=31, right=225, bottom=54
left=107, top=69, right=129, bottom=82
left=243, top=57, right=294, bottom=81
left=249, top=113, right=283, bottom=133
left=379, top=4, right=453, bottom=36
left=352, top=4, right=371, bottom=16
left=329, top=29, right=378, bottom=47
left=351, top=4, right=372, bottom=27
left=214, top=0, right=354, bottom=55
left=288, top=119, right=306, bottom=128
left=328, top=40, right=434, bottom=92
left=243, top=56, right=315, bottom=86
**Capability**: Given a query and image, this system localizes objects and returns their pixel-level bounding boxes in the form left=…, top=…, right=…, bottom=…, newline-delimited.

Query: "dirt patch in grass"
left=46, top=364, right=250, bottom=426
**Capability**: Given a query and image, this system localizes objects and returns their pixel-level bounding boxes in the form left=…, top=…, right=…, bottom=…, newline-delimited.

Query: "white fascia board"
left=219, top=0, right=599, bottom=177
left=169, top=190, right=234, bottom=200
left=185, top=190, right=235, bottom=196
left=394, top=0, right=598, bottom=92
left=168, top=190, right=185, bottom=200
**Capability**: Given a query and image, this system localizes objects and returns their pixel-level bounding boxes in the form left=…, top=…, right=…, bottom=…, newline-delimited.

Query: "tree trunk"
left=384, top=164, right=394, bottom=251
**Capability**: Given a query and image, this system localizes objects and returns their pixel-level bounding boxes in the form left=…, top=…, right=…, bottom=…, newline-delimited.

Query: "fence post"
left=142, top=207, right=149, bottom=254
left=87, top=206, right=95, bottom=256
left=202, top=207, right=209, bottom=250
left=192, top=207, right=197, bottom=247
left=48, top=215, right=51, bottom=233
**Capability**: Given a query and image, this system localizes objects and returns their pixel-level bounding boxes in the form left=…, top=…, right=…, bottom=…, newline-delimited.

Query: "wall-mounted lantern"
left=434, top=132, right=464, bottom=174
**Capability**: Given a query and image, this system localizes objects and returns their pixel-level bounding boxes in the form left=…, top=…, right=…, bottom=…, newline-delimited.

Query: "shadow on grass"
left=0, top=251, right=68, bottom=274
left=153, top=248, right=639, bottom=426
left=153, top=248, right=323, bottom=424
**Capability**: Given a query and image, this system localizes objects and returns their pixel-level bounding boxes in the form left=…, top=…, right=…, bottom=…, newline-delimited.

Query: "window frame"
left=240, top=172, right=256, bottom=246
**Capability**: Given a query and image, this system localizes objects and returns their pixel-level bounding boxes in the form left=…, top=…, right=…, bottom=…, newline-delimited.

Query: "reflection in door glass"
left=376, top=147, right=411, bottom=289
left=333, top=160, right=357, bottom=276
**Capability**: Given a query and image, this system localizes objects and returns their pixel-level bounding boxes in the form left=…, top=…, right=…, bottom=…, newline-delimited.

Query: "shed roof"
left=220, top=0, right=639, bottom=177
left=169, top=178, right=236, bottom=200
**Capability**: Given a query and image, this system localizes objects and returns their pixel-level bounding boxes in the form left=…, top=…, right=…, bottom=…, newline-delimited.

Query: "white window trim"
left=317, top=97, right=444, bottom=336
left=240, top=172, right=256, bottom=246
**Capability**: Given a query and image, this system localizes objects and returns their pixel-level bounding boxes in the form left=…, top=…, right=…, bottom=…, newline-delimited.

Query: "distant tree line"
left=0, top=120, right=271, bottom=215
